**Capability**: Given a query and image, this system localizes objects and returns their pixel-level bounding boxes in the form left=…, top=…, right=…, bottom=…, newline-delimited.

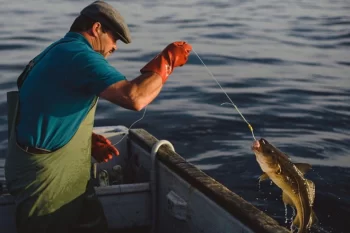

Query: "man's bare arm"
left=99, top=72, right=163, bottom=111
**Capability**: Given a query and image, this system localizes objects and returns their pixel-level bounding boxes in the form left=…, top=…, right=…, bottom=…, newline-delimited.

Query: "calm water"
left=0, top=0, right=349, bottom=232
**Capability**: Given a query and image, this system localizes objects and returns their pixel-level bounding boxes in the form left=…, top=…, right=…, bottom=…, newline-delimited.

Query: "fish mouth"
left=251, top=140, right=261, bottom=152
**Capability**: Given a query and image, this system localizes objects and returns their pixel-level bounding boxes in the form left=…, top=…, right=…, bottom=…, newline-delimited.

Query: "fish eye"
left=265, top=148, right=274, bottom=154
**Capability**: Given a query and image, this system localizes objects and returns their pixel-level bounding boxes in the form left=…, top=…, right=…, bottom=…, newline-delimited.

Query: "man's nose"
left=111, top=44, right=117, bottom=53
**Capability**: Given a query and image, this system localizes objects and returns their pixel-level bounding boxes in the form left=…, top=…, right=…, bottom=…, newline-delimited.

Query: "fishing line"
left=191, top=48, right=257, bottom=141
left=112, top=47, right=257, bottom=146
left=112, top=106, right=147, bottom=145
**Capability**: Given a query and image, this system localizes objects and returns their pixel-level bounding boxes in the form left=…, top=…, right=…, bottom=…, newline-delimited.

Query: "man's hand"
left=140, top=41, right=192, bottom=83
left=91, top=133, right=119, bottom=163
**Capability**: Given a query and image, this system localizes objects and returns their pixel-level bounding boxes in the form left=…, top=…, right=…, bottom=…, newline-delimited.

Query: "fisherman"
left=4, top=1, right=192, bottom=233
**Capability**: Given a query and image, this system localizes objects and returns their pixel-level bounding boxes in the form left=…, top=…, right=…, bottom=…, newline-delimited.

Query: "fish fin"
left=282, top=192, right=294, bottom=207
left=307, top=210, right=318, bottom=228
left=294, top=163, right=312, bottom=174
left=306, top=179, right=316, bottom=206
left=259, top=173, right=269, bottom=182
left=277, top=164, right=282, bottom=174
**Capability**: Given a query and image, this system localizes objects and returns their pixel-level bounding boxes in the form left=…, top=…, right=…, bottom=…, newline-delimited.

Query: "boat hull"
left=0, top=126, right=290, bottom=233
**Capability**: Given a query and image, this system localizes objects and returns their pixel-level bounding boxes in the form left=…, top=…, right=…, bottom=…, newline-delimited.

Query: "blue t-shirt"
left=16, top=32, right=126, bottom=150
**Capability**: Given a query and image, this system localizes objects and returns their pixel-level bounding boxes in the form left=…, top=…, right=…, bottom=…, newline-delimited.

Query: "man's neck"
left=79, top=31, right=94, bottom=48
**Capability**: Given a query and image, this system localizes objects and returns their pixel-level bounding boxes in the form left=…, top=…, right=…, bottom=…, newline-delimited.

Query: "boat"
left=0, top=96, right=290, bottom=233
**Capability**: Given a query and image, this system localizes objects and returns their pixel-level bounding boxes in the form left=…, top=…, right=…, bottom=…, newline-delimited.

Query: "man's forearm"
left=99, top=72, right=163, bottom=111
left=128, top=72, right=163, bottom=110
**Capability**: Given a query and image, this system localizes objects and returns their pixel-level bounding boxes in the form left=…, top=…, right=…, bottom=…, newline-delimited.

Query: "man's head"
left=70, top=1, right=131, bottom=58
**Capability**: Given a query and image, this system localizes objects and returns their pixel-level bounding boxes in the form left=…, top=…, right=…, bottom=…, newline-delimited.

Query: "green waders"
left=5, top=93, right=108, bottom=231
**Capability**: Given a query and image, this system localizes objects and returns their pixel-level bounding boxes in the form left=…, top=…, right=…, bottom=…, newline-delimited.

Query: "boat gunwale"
left=128, top=128, right=290, bottom=233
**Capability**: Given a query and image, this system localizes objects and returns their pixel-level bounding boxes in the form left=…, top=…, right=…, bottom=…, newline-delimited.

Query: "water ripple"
left=0, top=1, right=349, bottom=232
left=202, top=32, right=243, bottom=40
left=289, top=31, right=350, bottom=41
left=0, top=44, right=32, bottom=51
left=337, top=61, right=350, bottom=66
left=0, top=64, right=26, bottom=71
left=0, top=36, right=51, bottom=43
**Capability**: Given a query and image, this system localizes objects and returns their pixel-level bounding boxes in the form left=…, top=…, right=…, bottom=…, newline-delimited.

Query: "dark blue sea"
left=0, top=0, right=349, bottom=232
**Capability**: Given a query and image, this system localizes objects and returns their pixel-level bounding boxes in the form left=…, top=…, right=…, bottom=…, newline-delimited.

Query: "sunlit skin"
left=77, top=21, right=164, bottom=111
left=76, top=22, right=190, bottom=113
left=80, top=22, right=117, bottom=58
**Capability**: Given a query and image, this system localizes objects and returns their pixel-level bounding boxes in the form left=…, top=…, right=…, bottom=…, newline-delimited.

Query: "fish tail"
left=307, top=210, right=318, bottom=229
left=293, top=214, right=302, bottom=233
left=293, top=213, right=306, bottom=233
left=292, top=213, right=300, bottom=228
left=296, top=224, right=306, bottom=233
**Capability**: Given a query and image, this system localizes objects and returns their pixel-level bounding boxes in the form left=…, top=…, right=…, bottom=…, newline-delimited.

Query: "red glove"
left=140, top=41, right=192, bottom=83
left=91, top=133, right=119, bottom=163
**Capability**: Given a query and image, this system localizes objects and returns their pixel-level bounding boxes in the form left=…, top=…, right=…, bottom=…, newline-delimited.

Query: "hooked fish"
left=251, top=138, right=317, bottom=233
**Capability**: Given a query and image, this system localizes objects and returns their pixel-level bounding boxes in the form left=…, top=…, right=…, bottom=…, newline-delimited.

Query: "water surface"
left=0, top=0, right=349, bottom=232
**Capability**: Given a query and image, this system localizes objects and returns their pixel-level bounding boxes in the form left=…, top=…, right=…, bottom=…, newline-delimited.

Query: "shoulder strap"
left=17, top=39, right=73, bottom=90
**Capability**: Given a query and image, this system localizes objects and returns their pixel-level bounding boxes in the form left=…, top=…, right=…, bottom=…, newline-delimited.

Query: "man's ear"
left=90, top=22, right=102, bottom=38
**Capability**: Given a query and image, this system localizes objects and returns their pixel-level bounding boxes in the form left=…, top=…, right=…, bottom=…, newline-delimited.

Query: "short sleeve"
left=71, top=51, right=127, bottom=95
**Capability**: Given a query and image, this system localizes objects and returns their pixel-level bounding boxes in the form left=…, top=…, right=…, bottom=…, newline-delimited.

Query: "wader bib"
left=5, top=40, right=107, bottom=233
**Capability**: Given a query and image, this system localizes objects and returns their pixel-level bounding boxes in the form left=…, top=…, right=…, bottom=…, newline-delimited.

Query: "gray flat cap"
left=81, top=1, right=131, bottom=44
